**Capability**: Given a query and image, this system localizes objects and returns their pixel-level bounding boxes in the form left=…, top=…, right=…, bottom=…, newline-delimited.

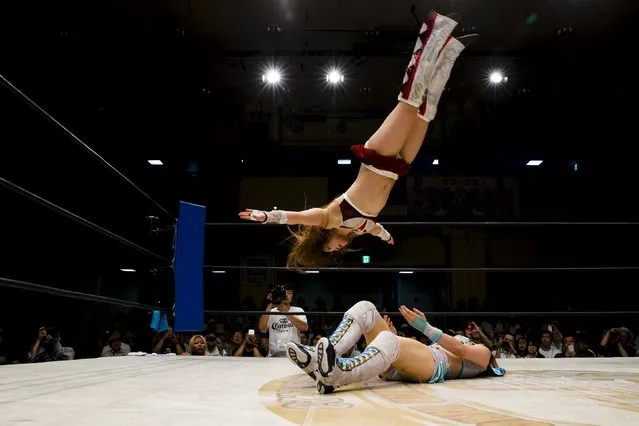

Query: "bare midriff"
left=344, top=166, right=396, bottom=215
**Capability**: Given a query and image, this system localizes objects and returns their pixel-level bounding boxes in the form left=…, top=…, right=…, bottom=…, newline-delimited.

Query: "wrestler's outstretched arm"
left=399, top=305, right=491, bottom=368
left=370, top=223, right=395, bottom=245
left=239, top=208, right=329, bottom=227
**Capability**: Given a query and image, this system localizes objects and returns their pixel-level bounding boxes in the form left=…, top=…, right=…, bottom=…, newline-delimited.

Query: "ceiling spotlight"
left=120, top=268, right=136, bottom=272
left=527, top=160, right=543, bottom=166
left=262, top=69, right=281, bottom=84
left=489, top=72, right=504, bottom=84
left=432, top=159, right=439, bottom=165
left=148, top=160, right=163, bottom=166
left=326, top=70, right=344, bottom=84
left=337, top=159, right=351, bottom=165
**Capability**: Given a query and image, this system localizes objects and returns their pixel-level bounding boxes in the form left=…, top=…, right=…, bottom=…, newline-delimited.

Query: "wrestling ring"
left=1, top=74, right=639, bottom=426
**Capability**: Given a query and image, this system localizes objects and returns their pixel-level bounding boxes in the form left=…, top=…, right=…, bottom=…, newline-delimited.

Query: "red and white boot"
left=417, top=34, right=476, bottom=122
left=398, top=13, right=459, bottom=108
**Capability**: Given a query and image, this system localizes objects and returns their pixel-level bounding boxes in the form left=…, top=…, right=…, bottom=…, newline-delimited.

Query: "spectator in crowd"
left=547, top=323, right=564, bottom=352
left=300, top=331, right=309, bottom=346
left=258, top=335, right=269, bottom=357
left=152, top=328, right=185, bottom=355
left=29, top=327, right=74, bottom=363
left=523, top=341, right=542, bottom=358
left=554, top=335, right=578, bottom=358
left=537, top=329, right=562, bottom=358
left=259, top=285, right=307, bottom=357
left=233, top=330, right=262, bottom=357
left=600, top=327, right=636, bottom=357
left=515, top=337, right=529, bottom=358
left=228, top=330, right=244, bottom=355
left=100, top=331, right=131, bottom=357
left=493, top=332, right=517, bottom=359
left=575, top=331, right=596, bottom=357
left=311, top=333, right=323, bottom=346
left=203, top=330, right=227, bottom=356
left=185, top=335, right=208, bottom=356
left=467, top=322, right=493, bottom=349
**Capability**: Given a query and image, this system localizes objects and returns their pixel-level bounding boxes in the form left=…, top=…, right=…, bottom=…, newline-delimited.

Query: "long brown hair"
left=286, top=225, right=355, bottom=270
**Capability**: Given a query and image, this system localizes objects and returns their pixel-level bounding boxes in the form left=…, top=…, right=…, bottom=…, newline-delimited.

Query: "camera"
left=269, top=284, right=289, bottom=305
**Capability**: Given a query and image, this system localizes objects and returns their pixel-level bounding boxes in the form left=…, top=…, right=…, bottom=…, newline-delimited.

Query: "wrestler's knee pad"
left=329, top=300, right=379, bottom=356
left=366, top=330, right=401, bottom=365
left=345, top=300, right=378, bottom=334
left=285, top=342, right=317, bottom=381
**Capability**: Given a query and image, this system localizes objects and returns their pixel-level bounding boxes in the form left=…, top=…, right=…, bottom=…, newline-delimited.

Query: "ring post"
left=174, top=201, right=206, bottom=332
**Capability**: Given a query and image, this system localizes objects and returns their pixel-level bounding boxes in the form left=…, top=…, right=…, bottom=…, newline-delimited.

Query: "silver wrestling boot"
left=286, top=301, right=380, bottom=382
left=398, top=12, right=459, bottom=107
left=316, top=331, right=400, bottom=394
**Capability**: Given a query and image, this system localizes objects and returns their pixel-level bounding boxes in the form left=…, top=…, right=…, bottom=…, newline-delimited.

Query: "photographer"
left=258, top=284, right=308, bottom=357
left=493, top=333, right=517, bottom=359
left=233, top=330, right=262, bottom=357
left=152, top=328, right=185, bottom=355
left=600, top=327, right=636, bottom=357
left=29, top=327, right=75, bottom=363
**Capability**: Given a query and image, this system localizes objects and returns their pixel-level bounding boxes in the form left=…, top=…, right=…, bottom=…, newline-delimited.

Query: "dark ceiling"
left=0, top=0, right=637, bottom=202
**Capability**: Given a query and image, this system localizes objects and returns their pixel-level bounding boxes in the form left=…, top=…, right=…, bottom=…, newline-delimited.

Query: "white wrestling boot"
left=398, top=12, right=458, bottom=107
left=417, top=33, right=474, bottom=122
left=285, top=342, right=318, bottom=380
left=286, top=301, right=379, bottom=381
left=316, top=330, right=400, bottom=394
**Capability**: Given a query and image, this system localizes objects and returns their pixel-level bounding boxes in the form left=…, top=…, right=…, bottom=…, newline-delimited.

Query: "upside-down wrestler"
left=239, top=13, right=473, bottom=268
left=285, top=301, right=505, bottom=394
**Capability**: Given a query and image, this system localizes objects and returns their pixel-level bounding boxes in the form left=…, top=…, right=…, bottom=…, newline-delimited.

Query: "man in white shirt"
left=258, top=285, right=308, bottom=357
left=538, top=329, right=562, bottom=358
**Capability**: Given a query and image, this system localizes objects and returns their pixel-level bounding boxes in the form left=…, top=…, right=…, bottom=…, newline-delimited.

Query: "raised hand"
left=238, top=209, right=265, bottom=222
left=399, top=305, right=426, bottom=326
left=383, top=315, right=397, bottom=335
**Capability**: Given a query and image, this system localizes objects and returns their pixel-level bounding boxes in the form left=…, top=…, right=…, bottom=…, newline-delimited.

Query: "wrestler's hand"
left=399, top=305, right=427, bottom=326
left=383, top=315, right=397, bottom=335
left=239, top=209, right=265, bottom=222
left=387, top=236, right=395, bottom=245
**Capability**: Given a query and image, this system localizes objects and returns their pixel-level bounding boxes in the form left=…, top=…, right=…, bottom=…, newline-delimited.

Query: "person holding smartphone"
left=233, top=330, right=262, bottom=357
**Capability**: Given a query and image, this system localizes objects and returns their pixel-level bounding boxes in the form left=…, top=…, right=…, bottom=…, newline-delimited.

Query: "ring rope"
left=0, top=276, right=169, bottom=312
left=204, top=265, right=639, bottom=272
left=0, top=73, right=175, bottom=220
left=0, top=175, right=170, bottom=263
left=203, top=310, right=639, bottom=317
left=205, top=221, right=639, bottom=227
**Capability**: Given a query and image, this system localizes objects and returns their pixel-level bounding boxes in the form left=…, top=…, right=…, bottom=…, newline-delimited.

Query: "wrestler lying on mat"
left=285, top=301, right=505, bottom=394
left=239, top=13, right=474, bottom=268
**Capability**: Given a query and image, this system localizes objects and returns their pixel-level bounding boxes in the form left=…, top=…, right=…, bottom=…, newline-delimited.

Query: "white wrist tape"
left=376, top=228, right=391, bottom=241
left=251, top=210, right=288, bottom=224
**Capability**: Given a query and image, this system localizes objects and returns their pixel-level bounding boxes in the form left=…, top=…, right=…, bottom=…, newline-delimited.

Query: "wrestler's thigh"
left=391, top=336, right=436, bottom=382
left=362, top=312, right=390, bottom=346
